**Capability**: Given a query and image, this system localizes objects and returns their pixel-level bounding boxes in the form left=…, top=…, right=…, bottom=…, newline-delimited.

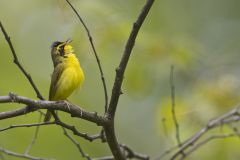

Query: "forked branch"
left=0, top=147, right=51, bottom=160
left=155, top=106, right=240, bottom=160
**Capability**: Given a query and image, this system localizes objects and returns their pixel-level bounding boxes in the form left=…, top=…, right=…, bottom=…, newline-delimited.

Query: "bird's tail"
left=44, top=110, right=52, bottom=122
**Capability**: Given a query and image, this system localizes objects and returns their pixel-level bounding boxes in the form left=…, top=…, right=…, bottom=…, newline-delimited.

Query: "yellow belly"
left=52, top=67, right=84, bottom=100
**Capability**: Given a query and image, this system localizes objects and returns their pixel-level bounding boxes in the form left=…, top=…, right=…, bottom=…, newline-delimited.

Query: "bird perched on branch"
left=44, top=39, right=85, bottom=122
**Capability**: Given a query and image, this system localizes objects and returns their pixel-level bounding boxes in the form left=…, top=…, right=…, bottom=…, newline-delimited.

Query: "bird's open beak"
left=65, top=39, right=72, bottom=44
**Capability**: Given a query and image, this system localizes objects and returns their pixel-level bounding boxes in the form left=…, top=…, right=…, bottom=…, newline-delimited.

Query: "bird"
left=44, top=39, right=85, bottom=122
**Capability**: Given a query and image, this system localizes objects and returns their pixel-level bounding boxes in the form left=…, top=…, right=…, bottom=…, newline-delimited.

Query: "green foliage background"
left=1, top=0, right=240, bottom=159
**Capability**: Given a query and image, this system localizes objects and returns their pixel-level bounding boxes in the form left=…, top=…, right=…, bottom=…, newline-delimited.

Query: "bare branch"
left=52, top=112, right=103, bottom=141
left=0, top=21, right=44, bottom=100
left=154, top=106, right=240, bottom=160
left=153, top=146, right=178, bottom=160
left=51, top=111, right=95, bottom=159
left=0, top=122, right=55, bottom=132
left=62, top=127, right=92, bottom=160
left=179, top=132, right=240, bottom=160
left=59, top=122, right=102, bottom=141
left=170, top=106, right=240, bottom=160
left=0, top=147, right=52, bottom=160
left=120, top=144, right=149, bottom=160
left=170, top=65, right=181, bottom=146
left=65, top=0, right=108, bottom=112
left=0, top=93, right=107, bottom=125
left=24, top=114, right=42, bottom=154
left=93, top=144, right=150, bottom=160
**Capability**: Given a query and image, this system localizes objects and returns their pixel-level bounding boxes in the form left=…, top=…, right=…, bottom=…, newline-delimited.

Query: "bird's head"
left=51, top=39, right=74, bottom=66
left=51, top=39, right=74, bottom=56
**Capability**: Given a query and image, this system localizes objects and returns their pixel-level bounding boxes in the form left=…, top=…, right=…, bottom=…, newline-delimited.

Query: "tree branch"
left=169, top=106, right=240, bottom=160
left=65, top=0, right=108, bottom=112
left=179, top=132, right=240, bottom=160
left=52, top=112, right=103, bottom=141
left=153, top=146, right=178, bottom=160
left=120, top=144, right=149, bottom=160
left=24, top=114, right=42, bottom=155
left=170, top=65, right=181, bottom=146
left=154, top=106, right=240, bottom=160
left=0, top=93, right=107, bottom=126
left=0, top=122, right=55, bottom=132
left=0, top=147, right=51, bottom=160
left=62, top=127, right=92, bottom=160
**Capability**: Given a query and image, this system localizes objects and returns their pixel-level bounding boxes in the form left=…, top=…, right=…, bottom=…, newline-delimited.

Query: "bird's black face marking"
left=51, top=41, right=66, bottom=57
left=59, top=45, right=65, bottom=56
left=51, top=41, right=62, bottom=48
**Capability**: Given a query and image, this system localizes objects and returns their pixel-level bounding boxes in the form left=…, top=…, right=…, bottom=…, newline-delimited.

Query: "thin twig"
left=170, top=65, right=181, bottom=146
left=1, top=121, right=102, bottom=147
left=65, top=0, right=108, bottom=113
left=170, top=106, right=240, bottom=160
left=153, top=146, right=178, bottom=160
left=179, top=132, right=240, bottom=160
left=51, top=112, right=93, bottom=159
left=93, top=144, right=150, bottom=160
left=62, top=127, right=92, bottom=160
left=0, top=21, right=44, bottom=100
left=0, top=120, right=101, bottom=142
left=24, top=114, right=42, bottom=154
left=0, top=122, right=55, bottom=132
left=0, top=147, right=52, bottom=160
left=154, top=106, right=240, bottom=160
left=120, top=144, right=149, bottom=160
left=52, top=112, right=103, bottom=141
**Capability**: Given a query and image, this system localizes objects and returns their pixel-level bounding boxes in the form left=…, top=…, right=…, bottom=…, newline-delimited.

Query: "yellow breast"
left=52, top=54, right=84, bottom=100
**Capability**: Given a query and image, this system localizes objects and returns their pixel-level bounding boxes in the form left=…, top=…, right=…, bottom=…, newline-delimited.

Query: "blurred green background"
left=1, top=0, right=240, bottom=159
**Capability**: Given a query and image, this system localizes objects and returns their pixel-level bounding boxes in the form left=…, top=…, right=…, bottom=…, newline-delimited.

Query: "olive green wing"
left=49, top=64, right=64, bottom=100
